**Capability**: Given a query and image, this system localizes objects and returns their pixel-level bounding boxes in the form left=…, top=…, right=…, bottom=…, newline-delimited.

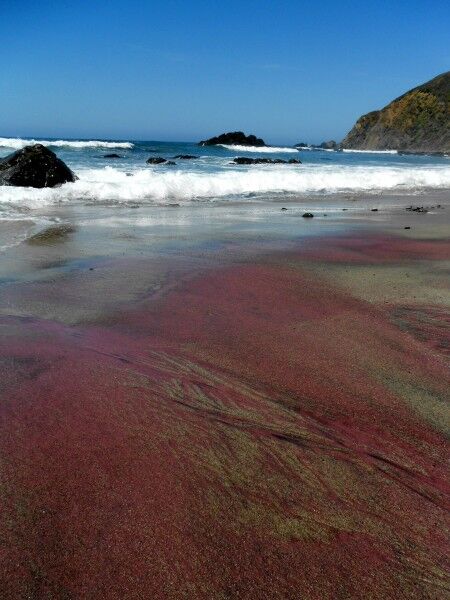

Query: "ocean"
left=1, top=137, right=449, bottom=214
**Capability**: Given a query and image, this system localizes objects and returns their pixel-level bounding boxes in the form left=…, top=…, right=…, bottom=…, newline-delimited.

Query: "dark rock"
left=173, top=154, right=198, bottom=159
left=0, top=144, right=76, bottom=188
left=231, top=157, right=301, bottom=165
left=165, top=161, right=177, bottom=165
left=404, top=226, right=411, bottom=229
left=146, top=157, right=168, bottom=164
left=302, top=213, right=314, bottom=218
left=295, top=142, right=309, bottom=148
left=199, top=131, right=266, bottom=147
left=104, top=153, right=121, bottom=158
left=319, top=140, right=338, bottom=150
left=281, top=207, right=288, bottom=211
left=371, top=208, right=379, bottom=212
left=406, top=206, right=428, bottom=213
left=232, top=157, right=263, bottom=165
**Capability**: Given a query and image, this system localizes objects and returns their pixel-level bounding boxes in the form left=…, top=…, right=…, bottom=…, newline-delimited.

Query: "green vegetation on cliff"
left=342, top=71, right=449, bottom=152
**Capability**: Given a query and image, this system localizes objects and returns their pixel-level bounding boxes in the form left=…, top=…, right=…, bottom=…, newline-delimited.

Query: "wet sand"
left=0, top=196, right=449, bottom=598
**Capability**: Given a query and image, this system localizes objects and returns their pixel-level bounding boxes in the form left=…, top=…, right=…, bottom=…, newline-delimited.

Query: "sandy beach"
left=0, top=195, right=448, bottom=598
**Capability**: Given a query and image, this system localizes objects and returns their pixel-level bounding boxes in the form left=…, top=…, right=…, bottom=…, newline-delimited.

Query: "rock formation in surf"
left=0, top=144, right=76, bottom=188
left=342, top=71, right=450, bottom=152
left=231, top=157, right=301, bottom=165
left=199, top=131, right=266, bottom=147
left=319, top=140, right=338, bottom=150
left=173, top=154, right=198, bottom=159
left=146, top=157, right=176, bottom=165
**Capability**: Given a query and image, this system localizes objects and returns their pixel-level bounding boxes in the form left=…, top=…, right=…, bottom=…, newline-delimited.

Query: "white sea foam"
left=1, top=164, right=449, bottom=213
left=0, top=137, right=133, bottom=150
left=218, top=144, right=299, bottom=153
left=342, top=148, right=398, bottom=154
left=299, top=147, right=399, bottom=154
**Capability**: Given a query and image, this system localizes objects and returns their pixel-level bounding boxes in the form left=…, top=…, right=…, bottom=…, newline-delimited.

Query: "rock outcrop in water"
left=319, top=140, right=338, bottom=150
left=199, top=131, right=266, bottom=147
left=342, top=71, right=450, bottom=152
left=173, top=154, right=198, bottom=160
left=146, top=157, right=176, bottom=165
left=0, top=144, right=76, bottom=188
left=231, top=157, right=301, bottom=165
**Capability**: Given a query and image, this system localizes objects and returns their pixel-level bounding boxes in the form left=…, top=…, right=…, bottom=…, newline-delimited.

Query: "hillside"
left=342, top=71, right=450, bottom=152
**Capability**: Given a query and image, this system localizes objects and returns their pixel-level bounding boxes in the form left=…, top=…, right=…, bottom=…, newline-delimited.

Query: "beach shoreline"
left=1, top=187, right=449, bottom=274
left=0, top=193, right=449, bottom=597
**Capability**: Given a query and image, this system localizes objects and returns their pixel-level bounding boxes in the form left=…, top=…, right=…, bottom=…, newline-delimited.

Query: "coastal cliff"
left=342, top=71, right=449, bottom=152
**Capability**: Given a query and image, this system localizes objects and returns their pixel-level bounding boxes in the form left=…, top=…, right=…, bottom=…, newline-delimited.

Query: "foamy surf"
left=1, top=164, right=449, bottom=214
left=342, top=148, right=398, bottom=154
left=218, top=144, right=299, bottom=153
left=0, top=137, right=134, bottom=150
left=298, top=148, right=399, bottom=154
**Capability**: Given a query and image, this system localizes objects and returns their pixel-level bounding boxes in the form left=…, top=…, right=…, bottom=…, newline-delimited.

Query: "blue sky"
left=2, top=0, right=449, bottom=144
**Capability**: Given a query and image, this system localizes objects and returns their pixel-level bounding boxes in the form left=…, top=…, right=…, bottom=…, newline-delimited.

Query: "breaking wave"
left=218, top=144, right=299, bottom=153
left=342, top=148, right=398, bottom=154
left=1, top=164, right=449, bottom=212
left=0, top=137, right=134, bottom=150
left=299, top=148, right=400, bottom=154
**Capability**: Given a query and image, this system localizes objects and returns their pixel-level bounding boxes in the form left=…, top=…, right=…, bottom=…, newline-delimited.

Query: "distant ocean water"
left=0, top=137, right=449, bottom=220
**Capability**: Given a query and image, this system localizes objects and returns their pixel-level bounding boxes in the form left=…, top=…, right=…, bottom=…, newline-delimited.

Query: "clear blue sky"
left=2, top=0, right=449, bottom=144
